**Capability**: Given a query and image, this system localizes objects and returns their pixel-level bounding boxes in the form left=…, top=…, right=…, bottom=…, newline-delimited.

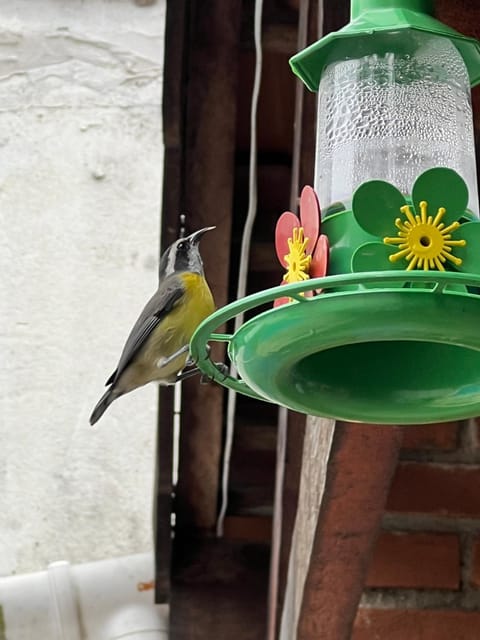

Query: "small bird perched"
left=90, top=226, right=216, bottom=425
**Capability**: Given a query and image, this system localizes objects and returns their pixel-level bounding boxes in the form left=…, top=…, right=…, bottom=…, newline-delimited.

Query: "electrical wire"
left=216, top=0, right=264, bottom=537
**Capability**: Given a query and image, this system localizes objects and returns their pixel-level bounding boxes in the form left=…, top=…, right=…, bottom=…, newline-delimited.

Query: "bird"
left=89, top=226, right=216, bottom=425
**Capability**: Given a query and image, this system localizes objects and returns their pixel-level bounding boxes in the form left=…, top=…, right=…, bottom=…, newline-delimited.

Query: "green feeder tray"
left=190, top=272, right=480, bottom=425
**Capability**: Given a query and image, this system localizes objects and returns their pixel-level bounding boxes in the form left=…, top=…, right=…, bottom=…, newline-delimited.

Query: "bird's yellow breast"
left=175, top=272, right=216, bottom=338
left=134, top=272, right=215, bottom=384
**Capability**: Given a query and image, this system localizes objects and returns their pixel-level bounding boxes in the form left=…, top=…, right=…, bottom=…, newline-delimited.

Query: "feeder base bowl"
left=229, top=285, right=480, bottom=424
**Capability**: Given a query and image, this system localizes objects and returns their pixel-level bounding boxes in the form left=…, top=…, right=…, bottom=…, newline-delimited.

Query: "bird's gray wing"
left=106, top=275, right=185, bottom=387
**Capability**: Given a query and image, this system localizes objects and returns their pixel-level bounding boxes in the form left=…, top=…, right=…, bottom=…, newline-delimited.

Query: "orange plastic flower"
left=274, top=186, right=329, bottom=307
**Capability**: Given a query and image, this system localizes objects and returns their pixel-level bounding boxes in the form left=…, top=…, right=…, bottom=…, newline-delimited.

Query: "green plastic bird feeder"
left=190, top=0, right=480, bottom=424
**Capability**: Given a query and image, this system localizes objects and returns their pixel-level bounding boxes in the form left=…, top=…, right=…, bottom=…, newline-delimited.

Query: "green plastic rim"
left=290, top=1, right=480, bottom=90
left=190, top=271, right=480, bottom=424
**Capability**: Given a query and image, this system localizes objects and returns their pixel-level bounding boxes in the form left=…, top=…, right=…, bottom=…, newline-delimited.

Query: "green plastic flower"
left=350, top=167, right=480, bottom=275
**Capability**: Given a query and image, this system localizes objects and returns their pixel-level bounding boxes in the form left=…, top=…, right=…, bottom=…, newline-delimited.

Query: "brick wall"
left=353, top=420, right=480, bottom=639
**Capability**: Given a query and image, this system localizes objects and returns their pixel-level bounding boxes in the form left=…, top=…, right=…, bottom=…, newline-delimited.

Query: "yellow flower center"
left=284, top=227, right=311, bottom=283
left=383, top=200, right=466, bottom=271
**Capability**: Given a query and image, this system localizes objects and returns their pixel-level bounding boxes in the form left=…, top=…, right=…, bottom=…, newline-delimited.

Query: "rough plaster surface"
left=0, top=0, right=165, bottom=575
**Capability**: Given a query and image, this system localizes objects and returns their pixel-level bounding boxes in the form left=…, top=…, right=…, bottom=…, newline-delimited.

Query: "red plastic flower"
left=274, top=186, right=329, bottom=307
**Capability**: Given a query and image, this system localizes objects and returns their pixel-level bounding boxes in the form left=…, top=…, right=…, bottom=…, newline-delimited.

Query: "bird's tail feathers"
left=90, top=387, right=120, bottom=426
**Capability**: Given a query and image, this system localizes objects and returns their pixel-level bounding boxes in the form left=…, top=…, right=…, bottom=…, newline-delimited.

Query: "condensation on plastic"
left=315, top=32, right=479, bottom=215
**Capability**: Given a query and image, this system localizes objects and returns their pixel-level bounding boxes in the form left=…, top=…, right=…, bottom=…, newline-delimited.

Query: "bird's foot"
left=174, top=362, right=229, bottom=385
left=200, top=362, right=229, bottom=385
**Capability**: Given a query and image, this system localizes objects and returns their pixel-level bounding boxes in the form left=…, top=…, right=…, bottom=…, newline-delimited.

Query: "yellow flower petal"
left=383, top=201, right=466, bottom=271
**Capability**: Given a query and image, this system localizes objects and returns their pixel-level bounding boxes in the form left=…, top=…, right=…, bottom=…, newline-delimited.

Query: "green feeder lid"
left=290, top=0, right=480, bottom=90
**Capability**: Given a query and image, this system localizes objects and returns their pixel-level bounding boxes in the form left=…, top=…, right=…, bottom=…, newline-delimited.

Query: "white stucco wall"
left=0, top=0, right=165, bottom=575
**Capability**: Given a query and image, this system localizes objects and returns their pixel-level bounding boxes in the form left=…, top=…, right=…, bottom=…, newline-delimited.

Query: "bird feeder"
left=190, top=0, right=480, bottom=424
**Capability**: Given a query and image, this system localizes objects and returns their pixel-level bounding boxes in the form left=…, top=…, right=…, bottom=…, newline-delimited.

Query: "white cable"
left=216, top=0, right=264, bottom=537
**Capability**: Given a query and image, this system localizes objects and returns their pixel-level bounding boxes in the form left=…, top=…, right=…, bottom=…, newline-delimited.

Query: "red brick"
left=366, top=532, right=460, bottom=589
left=223, top=516, right=271, bottom=543
left=470, top=537, right=480, bottom=588
left=401, top=422, right=459, bottom=451
left=387, top=463, right=480, bottom=518
left=353, top=609, right=480, bottom=640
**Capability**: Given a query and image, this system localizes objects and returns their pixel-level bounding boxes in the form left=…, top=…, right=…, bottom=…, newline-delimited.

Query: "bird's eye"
left=177, top=241, right=187, bottom=251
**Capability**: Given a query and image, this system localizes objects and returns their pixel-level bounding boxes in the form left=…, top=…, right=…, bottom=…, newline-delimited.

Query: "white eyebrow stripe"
left=165, top=242, right=177, bottom=276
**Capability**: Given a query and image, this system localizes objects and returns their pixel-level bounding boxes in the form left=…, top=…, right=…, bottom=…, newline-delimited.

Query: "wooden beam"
left=167, top=11, right=260, bottom=640
left=323, top=0, right=349, bottom=34
left=296, top=422, right=403, bottom=640
left=154, top=0, right=189, bottom=603
left=173, top=0, right=241, bottom=531
left=153, top=387, right=174, bottom=603
left=275, top=411, right=307, bottom=631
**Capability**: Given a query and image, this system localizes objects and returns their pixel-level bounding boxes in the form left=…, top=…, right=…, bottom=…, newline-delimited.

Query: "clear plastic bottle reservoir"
left=315, top=32, right=479, bottom=215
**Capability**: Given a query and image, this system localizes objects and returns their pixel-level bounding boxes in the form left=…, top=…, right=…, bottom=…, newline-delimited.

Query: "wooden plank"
left=154, top=0, right=189, bottom=604
left=153, top=388, right=174, bottom=603
left=173, top=0, right=242, bottom=531
left=278, top=417, right=335, bottom=639
left=296, top=421, right=403, bottom=640
left=323, top=0, right=349, bottom=35
left=276, top=411, right=307, bottom=632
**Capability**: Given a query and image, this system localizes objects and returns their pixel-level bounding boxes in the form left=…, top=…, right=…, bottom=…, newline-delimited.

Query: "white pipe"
left=0, top=553, right=168, bottom=640
left=48, top=562, right=82, bottom=640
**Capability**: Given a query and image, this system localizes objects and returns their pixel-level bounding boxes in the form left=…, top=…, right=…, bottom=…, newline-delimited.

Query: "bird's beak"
left=188, top=226, right=216, bottom=244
